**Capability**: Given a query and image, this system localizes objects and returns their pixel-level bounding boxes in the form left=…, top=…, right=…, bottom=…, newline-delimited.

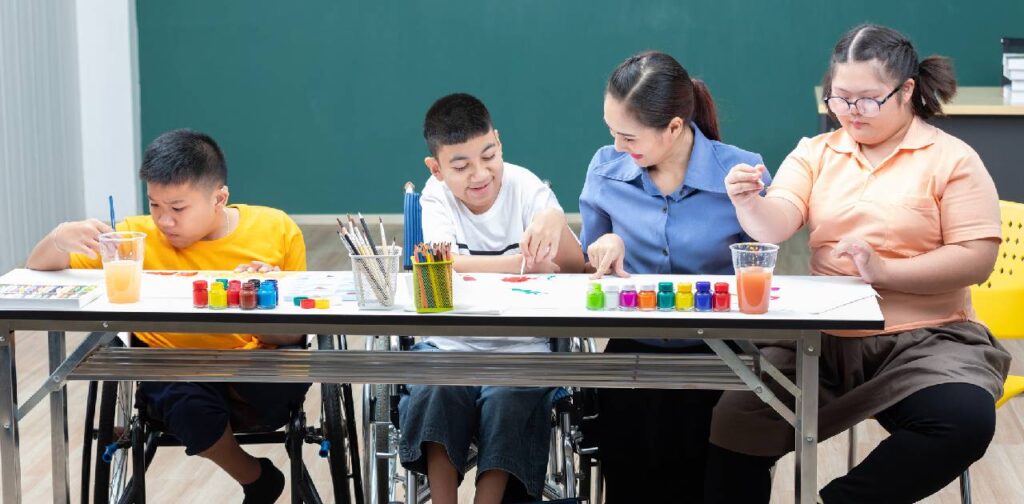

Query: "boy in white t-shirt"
left=398, top=93, right=584, bottom=503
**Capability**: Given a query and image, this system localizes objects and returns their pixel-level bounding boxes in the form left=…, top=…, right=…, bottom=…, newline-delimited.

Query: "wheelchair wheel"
left=317, top=334, right=360, bottom=504
left=93, top=377, right=136, bottom=504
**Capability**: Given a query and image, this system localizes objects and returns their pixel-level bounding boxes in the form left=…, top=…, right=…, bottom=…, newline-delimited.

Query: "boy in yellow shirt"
left=26, top=129, right=307, bottom=504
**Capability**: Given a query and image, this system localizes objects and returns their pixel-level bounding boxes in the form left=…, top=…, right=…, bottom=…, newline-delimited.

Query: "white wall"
left=0, top=0, right=140, bottom=272
left=75, top=0, right=140, bottom=220
left=0, top=0, right=85, bottom=272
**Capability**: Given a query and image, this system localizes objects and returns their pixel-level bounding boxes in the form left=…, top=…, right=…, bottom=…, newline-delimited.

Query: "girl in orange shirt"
left=707, top=24, right=1011, bottom=503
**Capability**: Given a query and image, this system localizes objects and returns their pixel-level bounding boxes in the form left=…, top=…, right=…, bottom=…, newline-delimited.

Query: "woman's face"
left=828, top=60, right=915, bottom=146
left=603, top=94, right=682, bottom=168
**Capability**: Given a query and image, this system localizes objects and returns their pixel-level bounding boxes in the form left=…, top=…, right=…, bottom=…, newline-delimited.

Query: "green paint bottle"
left=657, top=282, right=675, bottom=311
left=586, top=282, right=605, bottom=310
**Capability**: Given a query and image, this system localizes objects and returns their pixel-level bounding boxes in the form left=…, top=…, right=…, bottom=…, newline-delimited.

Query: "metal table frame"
left=0, top=303, right=882, bottom=503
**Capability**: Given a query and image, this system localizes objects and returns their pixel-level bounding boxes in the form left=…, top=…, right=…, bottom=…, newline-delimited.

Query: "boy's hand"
left=725, top=163, right=767, bottom=209
left=522, top=255, right=561, bottom=274
left=832, top=236, right=887, bottom=285
left=521, top=209, right=565, bottom=269
left=587, top=233, right=629, bottom=279
left=234, top=261, right=280, bottom=273
left=52, top=219, right=114, bottom=259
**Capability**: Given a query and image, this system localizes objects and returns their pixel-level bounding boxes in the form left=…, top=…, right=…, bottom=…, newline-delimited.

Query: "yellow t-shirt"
left=70, top=204, right=307, bottom=349
left=767, top=117, right=1002, bottom=336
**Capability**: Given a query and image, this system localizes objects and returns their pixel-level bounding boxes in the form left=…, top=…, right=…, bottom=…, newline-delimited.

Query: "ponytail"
left=690, top=78, right=720, bottom=141
left=913, top=55, right=957, bottom=119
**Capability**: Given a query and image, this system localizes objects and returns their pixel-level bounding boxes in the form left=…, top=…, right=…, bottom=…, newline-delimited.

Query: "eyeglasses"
left=823, top=85, right=902, bottom=117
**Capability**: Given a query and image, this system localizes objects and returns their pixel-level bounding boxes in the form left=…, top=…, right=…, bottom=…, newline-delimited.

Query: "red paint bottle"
left=713, top=282, right=731, bottom=312
left=192, top=280, right=209, bottom=308
left=227, top=280, right=241, bottom=308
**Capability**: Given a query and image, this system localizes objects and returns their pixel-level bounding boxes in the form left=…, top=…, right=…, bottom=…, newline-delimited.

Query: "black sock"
left=242, top=458, right=284, bottom=504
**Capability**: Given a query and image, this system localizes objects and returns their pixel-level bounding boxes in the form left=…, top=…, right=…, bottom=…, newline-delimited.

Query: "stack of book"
left=1003, top=37, right=1024, bottom=104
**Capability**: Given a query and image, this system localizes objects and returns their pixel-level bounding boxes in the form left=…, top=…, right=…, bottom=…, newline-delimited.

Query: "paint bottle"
left=638, top=284, right=657, bottom=311
left=619, top=284, right=638, bottom=311
left=586, top=283, right=605, bottom=311
left=240, top=283, right=257, bottom=310
left=257, top=282, right=277, bottom=309
left=603, top=284, right=620, bottom=311
left=263, top=279, right=279, bottom=304
left=713, top=282, right=731, bottom=312
left=675, top=282, right=694, bottom=311
left=227, top=280, right=241, bottom=308
left=209, top=282, right=227, bottom=310
left=694, top=281, right=713, bottom=312
left=192, top=280, right=208, bottom=309
left=657, top=282, right=675, bottom=311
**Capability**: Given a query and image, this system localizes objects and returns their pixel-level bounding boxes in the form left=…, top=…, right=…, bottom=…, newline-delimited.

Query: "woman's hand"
left=587, top=233, right=629, bottom=279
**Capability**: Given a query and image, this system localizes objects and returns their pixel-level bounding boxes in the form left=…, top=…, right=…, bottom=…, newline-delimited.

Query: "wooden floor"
left=5, top=223, right=1024, bottom=502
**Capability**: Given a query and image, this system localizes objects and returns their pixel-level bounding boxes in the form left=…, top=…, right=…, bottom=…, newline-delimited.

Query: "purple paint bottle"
left=619, top=283, right=638, bottom=311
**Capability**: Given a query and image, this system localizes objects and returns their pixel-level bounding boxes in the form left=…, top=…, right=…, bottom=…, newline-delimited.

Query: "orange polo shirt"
left=768, top=117, right=1002, bottom=336
left=70, top=204, right=307, bottom=348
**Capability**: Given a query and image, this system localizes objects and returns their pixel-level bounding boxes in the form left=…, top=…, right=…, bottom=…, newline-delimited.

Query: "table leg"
left=794, top=330, right=820, bottom=504
left=0, top=323, right=22, bottom=503
left=48, top=331, right=70, bottom=504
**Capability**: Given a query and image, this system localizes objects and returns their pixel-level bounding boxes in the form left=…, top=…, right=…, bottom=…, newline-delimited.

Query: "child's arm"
left=833, top=236, right=999, bottom=294
left=725, top=163, right=803, bottom=244
left=453, top=253, right=534, bottom=274
left=521, top=208, right=583, bottom=273
left=552, top=223, right=585, bottom=273
left=26, top=219, right=113, bottom=271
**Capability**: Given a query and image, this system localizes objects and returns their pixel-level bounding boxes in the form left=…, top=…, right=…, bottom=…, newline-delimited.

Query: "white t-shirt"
left=420, top=162, right=560, bottom=353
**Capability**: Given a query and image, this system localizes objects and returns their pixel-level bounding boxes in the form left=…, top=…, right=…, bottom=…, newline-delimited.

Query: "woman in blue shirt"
left=580, top=51, right=770, bottom=502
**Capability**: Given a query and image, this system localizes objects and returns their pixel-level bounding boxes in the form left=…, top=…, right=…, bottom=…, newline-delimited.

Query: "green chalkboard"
left=137, top=1, right=1024, bottom=213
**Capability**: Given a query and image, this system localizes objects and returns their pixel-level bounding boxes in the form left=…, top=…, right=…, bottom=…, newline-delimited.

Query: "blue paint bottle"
left=257, top=282, right=277, bottom=309
left=694, top=281, right=713, bottom=312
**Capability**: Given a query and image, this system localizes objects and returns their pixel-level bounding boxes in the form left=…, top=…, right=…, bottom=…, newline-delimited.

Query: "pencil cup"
left=351, top=253, right=401, bottom=309
left=412, top=260, right=454, bottom=313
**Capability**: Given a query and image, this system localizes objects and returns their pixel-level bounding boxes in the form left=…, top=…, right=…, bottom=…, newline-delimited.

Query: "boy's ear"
left=424, top=157, right=444, bottom=181
left=213, top=185, right=230, bottom=208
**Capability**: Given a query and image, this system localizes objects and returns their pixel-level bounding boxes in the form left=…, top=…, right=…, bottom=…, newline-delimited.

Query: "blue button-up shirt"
left=579, top=124, right=770, bottom=346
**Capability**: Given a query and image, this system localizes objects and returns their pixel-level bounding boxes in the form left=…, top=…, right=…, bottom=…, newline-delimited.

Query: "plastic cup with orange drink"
left=729, top=242, right=779, bottom=315
left=98, top=232, right=145, bottom=303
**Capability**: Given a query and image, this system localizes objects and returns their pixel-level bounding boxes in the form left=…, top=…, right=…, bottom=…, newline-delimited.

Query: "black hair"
left=823, top=24, right=957, bottom=120
left=423, top=93, right=494, bottom=157
left=139, top=129, right=227, bottom=189
left=606, top=50, right=721, bottom=141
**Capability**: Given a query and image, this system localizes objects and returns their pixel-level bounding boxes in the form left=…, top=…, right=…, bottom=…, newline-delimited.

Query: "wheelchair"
left=80, top=332, right=363, bottom=504
left=361, top=335, right=603, bottom=504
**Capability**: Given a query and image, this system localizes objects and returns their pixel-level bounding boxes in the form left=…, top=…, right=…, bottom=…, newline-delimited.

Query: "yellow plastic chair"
left=971, top=200, right=1024, bottom=407
left=848, top=200, right=1024, bottom=504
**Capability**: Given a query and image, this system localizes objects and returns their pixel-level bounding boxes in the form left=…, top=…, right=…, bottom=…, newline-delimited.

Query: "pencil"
left=358, top=212, right=379, bottom=255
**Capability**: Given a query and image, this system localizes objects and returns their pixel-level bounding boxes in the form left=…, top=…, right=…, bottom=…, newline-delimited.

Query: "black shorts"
left=137, top=381, right=311, bottom=455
